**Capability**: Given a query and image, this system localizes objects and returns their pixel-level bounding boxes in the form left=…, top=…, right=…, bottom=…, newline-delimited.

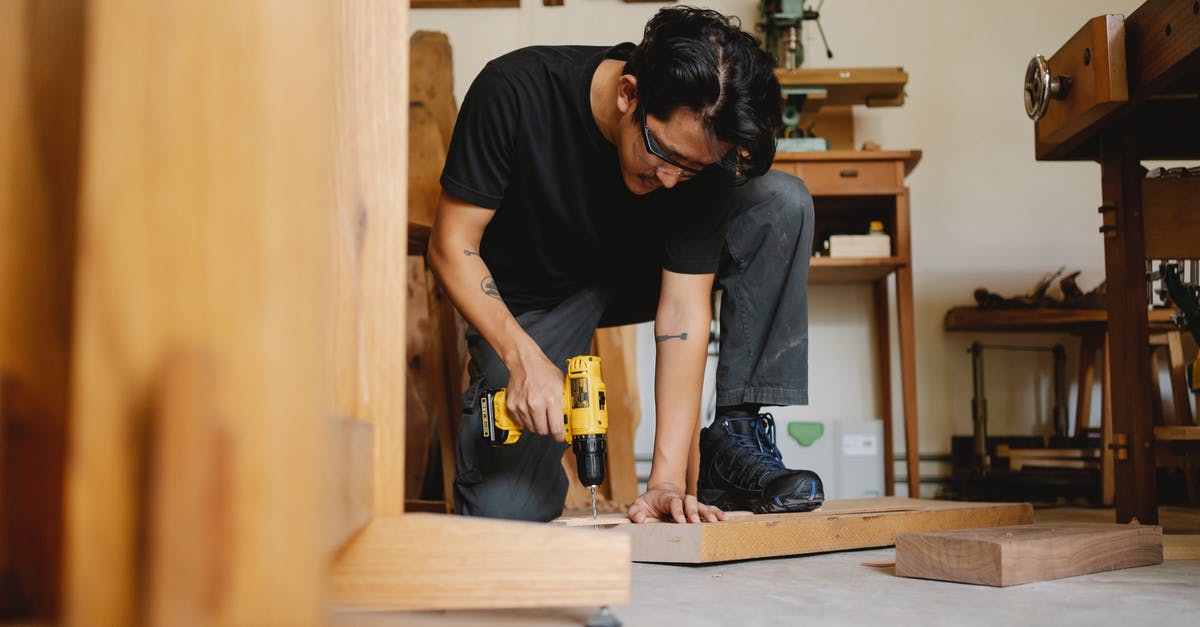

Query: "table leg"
left=896, top=265, right=920, bottom=498
left=1100, top=122, right=1157, bottom=524
left=873, top=279, right=894, bottom=495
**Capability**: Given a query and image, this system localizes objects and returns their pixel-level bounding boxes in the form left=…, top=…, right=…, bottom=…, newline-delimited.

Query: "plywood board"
left=571, top=498, right=1032, bottom=564
left=330, top=514, right=630, bottom=610
left=896, top=522, right=1162, bottom=586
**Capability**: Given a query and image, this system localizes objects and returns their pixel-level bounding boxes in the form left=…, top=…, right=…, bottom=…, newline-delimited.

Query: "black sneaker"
left=698, top=413, right=824, bottom=514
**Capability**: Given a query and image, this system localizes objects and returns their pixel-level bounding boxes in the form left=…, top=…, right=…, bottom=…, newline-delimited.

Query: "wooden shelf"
left=774, top=67, right=909, bottom=112
left=810, top=257, right=905, bottom=284
left=943, top=306, right=1178, bottom=333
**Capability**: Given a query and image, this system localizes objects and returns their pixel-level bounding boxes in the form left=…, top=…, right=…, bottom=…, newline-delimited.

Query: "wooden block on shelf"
left=562, top=498, right=1032, bottom=564
left=896, top=523, right=1162, bottom=586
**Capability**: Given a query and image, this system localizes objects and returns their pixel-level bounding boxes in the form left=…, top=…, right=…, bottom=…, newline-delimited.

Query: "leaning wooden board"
left=895, top=523, right=1162, bottom=586
left=556, top=498, right=1033, bottom=564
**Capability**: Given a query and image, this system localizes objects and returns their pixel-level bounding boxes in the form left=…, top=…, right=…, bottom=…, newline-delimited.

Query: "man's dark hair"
left=624, top=6, right=781, bottom=181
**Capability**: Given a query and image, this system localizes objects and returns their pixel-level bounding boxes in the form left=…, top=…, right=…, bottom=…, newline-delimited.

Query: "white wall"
left=412, top=0, right=1145, bottom=493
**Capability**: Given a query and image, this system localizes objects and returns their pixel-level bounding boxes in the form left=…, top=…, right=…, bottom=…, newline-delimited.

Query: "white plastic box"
left=773, top=419, right=885, bottom=499
left=829, top=233, right=891, bottom=258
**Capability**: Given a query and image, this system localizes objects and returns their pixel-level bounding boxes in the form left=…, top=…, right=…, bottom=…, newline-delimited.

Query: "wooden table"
left=772, top=149, right=922, bottom=497
left=1029, top=0, right=1200, bottom=524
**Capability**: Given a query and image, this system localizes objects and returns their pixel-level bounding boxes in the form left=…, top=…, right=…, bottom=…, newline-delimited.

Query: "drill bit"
left=590, top=485, right=598, bottom=525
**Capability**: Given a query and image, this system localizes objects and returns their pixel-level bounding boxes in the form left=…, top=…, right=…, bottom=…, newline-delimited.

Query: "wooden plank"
left=896, top=523, right=1162, bottom=587
left=605, top=498, right=1032, bottom=564
left=328, top=417, right=374, bottom=554
left=1143, top=176, right=1200, bottom=259
left=1163, top=534, right=1200, bottom=560
left=1155, top=425, right=1200, bottom=441
left=809, top=258, right=904, bottom=284
left=0, top=1, right=83, bottom=619
left=63, top=1, right=333, bottom=623
left=552, top=504, right=923, bottom=527
left=943, top=307, right=1176, bottom=333
left=334, top=0, right=410, bottom=518
left=594, top=326, right=642, bottom=509
left=329, top=514, right=630, bottom=610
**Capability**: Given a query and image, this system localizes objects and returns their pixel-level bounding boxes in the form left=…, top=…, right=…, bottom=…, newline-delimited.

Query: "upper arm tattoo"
left=463, top=249, right=480, bottom=257
left=655, top=332, right=689, bottom=343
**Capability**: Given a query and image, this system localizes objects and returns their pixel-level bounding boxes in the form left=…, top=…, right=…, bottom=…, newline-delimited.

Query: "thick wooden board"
left=1143, top=176, right=1200, bottom=259
left=896, top=523, right=1163, bottom=586
left=63, top=1, right=334, bottom=624
left=334, top=0, right=410, bottom=519
left=329, top=514, right=630, bottom=610
left=600, top=498, right=1033, bottom=564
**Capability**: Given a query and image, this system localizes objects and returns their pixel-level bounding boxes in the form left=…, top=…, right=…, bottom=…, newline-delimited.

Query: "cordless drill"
left=479, top=355, right=608, bottom=489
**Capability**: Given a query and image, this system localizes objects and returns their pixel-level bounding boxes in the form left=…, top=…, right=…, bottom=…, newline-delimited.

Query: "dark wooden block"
left=896, top=523, right=1162, bottom=586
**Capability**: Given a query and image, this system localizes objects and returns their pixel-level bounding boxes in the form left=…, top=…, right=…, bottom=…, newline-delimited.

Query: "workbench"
left=1027, top=0, right=1200, bottom=523
left=772, top=149, right=922, bottom=497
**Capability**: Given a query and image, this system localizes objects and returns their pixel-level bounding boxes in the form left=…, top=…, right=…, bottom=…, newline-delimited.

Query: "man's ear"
left=616, top=74, right=638, bottom=115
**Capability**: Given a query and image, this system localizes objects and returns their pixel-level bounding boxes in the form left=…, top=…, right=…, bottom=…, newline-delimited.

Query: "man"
left=429, top=6, right=823, bottom=524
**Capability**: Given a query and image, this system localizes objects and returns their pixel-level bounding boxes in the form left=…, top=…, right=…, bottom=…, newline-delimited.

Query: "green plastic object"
left=787, top=421, right=825, bottom=447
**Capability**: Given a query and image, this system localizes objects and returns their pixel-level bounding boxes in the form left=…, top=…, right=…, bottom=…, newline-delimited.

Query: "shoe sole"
left=752, top=494, right=824, bottom=514
left=698, top=488, right=825, bottom=515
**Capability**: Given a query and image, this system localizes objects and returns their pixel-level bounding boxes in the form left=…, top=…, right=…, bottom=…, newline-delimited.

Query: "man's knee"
left=725, top=170, right=814, bottom=259
left=740, top=170, right=813, bottom=231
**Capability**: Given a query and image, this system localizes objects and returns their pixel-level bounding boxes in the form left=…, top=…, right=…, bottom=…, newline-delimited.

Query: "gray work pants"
left=454, top=170, right=814, bottom=521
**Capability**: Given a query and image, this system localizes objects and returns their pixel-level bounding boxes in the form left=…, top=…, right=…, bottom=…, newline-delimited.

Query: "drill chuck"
left=572, top=434, right=607, bottom=488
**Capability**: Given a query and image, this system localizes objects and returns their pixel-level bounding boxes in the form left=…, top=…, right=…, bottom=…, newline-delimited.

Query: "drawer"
left=792, top=160, right=901, bottom=194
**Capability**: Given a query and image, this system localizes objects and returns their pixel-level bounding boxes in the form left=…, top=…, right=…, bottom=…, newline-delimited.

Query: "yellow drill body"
left=480, top=355, right=609, bottom=487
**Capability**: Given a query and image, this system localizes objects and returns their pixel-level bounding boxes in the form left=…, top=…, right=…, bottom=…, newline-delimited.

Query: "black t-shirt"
left=440, top=44, right=730, bottom=314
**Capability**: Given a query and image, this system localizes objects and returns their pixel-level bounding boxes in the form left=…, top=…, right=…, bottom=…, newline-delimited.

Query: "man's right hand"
left=504, top=351, right=566, bottom=440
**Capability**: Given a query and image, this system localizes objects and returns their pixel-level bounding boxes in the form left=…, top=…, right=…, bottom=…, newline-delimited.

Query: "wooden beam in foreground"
left=896, top=523, right=1162, bottom=586
left=581, top=498, right=1033, bottom=564
left=329, top=514, right=630, bottom=610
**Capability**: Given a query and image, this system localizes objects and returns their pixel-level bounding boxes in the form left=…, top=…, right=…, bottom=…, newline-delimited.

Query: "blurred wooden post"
left=62, top=1, right=333, bottom=624
left=0, top=1, right=85, bottom=620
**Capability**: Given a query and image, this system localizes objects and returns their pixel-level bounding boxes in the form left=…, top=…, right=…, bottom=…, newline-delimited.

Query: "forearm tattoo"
left=463, top=249, right=480, bottom=257
left=655, top=332, right=689, bottom=343
left=480, top=275, right=501, bottom=300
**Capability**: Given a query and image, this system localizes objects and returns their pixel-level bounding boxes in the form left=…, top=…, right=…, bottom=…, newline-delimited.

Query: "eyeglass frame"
left=636, top=104, right=708, bottom=179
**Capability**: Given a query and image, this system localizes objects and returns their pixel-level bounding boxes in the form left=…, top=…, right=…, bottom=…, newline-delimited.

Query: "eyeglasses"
left=637, top=105, right=706, bottom=180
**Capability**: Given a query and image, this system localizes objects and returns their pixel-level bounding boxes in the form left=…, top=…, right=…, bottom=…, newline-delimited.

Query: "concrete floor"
left=336, top=505, right=1200, bottom=627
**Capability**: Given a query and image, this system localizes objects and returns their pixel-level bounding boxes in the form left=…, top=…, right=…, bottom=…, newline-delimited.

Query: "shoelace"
left=723, top=415, right=786, bottom=486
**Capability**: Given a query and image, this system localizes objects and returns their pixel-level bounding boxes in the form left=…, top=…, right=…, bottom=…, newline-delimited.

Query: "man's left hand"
left=627, top=485, right=726, bottom=524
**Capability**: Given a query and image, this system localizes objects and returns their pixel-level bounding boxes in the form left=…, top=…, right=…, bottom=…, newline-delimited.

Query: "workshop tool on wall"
left=480, top=355, right=609, bottom=521
left=1160, top=261, right=1200, bottom=392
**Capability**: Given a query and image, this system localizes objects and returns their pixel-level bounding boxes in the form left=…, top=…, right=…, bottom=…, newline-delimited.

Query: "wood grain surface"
left=896, top=522, right=1162, bottom=586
